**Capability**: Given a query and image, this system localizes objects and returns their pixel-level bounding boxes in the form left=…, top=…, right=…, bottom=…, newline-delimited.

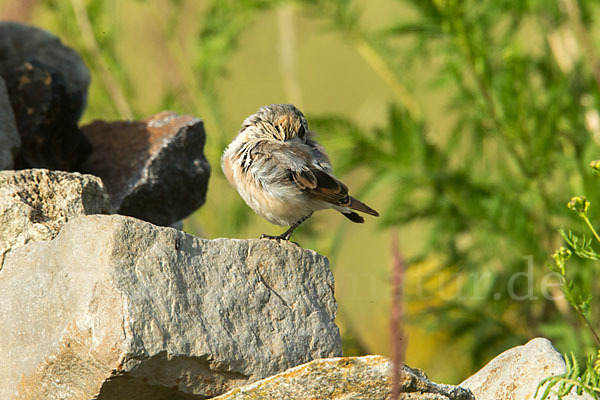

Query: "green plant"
left=537, top=351, right=600, bottom=399
left=308, top=0, right=600, bottom=368
left=536, top=174, right=600, bottom=399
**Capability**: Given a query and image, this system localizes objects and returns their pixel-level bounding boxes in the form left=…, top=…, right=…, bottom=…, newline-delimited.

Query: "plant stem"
left=582, top=214, right=600, bottom=245
left=147, top=3, right=224, bottom=142
left=573, top=301, right=600, bottom=346
left=550, top=378, right=600, bottom=393
left=277, top=5, right=304, bottom=108
left=390, top=229, right=405, bottom=400
left=559, top=268, right=600, bottom=346
left=353, top=37, right=422, bottom=120
left=70, top=0, right=133, bottom=119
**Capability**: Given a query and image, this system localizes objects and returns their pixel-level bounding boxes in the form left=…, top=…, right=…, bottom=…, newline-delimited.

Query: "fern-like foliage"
left=536, top=351, right=600, bottom=400
left=561, top=230, right=600, bottom=261
left=538, top=171, right=600, bottom=398
left=309, top=0, right=600, bottom=367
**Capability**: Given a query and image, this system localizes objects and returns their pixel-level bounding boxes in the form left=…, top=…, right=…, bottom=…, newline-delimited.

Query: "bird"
left=221, top=104, right=379, bottom=241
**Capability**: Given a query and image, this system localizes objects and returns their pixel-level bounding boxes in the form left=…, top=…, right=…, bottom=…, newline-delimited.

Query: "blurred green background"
left=3, top=0, right=600, bottom=384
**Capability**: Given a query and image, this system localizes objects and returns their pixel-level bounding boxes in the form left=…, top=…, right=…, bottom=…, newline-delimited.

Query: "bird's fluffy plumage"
left=222, top=104, right=378, bottom=237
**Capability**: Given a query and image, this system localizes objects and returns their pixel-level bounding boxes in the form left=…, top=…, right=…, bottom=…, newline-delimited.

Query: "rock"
left=460, top=337, right=593, bottom=400
left=4, top=60, right=92, bottom=170
left=0, top=22, right=92, bottom=170
left=0, top=21, right=90, bottom=121
left=80, top=111, right=211, bottom=226
left=0, top=77, right=20, bottom=170
left=0, top=215, right=340, bottom=399
left=0, top=169, right=111, bottom=265
left=212, top=355, right=475, bottom=400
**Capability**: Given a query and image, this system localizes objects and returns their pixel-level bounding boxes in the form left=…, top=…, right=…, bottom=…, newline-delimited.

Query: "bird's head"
left=241, top=104, right=309, bottom=143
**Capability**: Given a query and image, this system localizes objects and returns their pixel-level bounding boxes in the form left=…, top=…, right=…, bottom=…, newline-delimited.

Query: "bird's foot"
left=261, top=221, right=304, bottom=243
left=260, top=233, right=299, bottom=246
left=260, top=233, right=289, bottom=241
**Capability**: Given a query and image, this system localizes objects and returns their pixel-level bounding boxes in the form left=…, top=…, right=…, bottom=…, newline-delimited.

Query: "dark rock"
left=4, top=60, right=92, bottom=170
left=0, top=22, right=90, bottom=121
left=80, top=111, right=211, bottom=226
left=0, top=22, right=92, bottom=171
left=0, top=77, right=20, bottom=170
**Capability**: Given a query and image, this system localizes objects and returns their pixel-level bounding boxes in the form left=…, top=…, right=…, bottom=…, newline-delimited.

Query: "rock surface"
left=0, top=21, right=90, bottom=121
left=0, top=169, right=111, bottom=266
left=0, top=77, right=20, bottom=170
left=213, top=355, right=474, bottom=400
left=460, top=337, right=593, bottom=400
left=80, top=111, right=211, bottom=226
left=0, top=215, right=341, bottom=399
left=4, top=60, right=92, bottom=170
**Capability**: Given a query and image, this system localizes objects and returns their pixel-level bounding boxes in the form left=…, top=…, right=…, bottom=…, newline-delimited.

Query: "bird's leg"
left=261, top=212, right=312, bottom=241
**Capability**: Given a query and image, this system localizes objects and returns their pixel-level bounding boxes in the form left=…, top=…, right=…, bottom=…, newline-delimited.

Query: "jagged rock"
left=0, top=215, right=341, bottom=399
left=0, top=21, right=90, bottom=121
left=0, top=169, right=111, bottom=266
left=0, top=77, right=20, bottom=170
left=212, top=355, right=475, bottom=400
left=4, top=60, right=92, bottom=170
left=80, top=111, right=211, bottom=226
left=460, top=337, right=593, bottom=400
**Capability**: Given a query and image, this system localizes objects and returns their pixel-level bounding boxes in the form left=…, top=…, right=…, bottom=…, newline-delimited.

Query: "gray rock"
left=0, top=21, right=90, bottom=121
left=0, top=215, right=341, bottom=399
left=212, top=355, right=475, bottom=400
left=80, top=111, right=211, bottom=226
left=0, top=77, right=20, bottom=170
left=460, top=337, right=593, bottom=400
left=0, top=169, right=111, bottom=266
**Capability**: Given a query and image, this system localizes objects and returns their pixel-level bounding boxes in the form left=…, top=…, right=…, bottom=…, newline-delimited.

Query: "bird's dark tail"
left=341, top=210, right=365, bottom=223
left=347, top=196, right=379, bottom=217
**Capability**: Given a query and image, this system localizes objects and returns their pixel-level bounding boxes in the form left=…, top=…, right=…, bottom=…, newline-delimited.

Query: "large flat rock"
left=0, top=215, right=341, bottom=399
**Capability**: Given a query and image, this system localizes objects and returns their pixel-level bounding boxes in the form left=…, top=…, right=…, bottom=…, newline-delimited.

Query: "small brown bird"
left=222, top=104, right=379, bottom=241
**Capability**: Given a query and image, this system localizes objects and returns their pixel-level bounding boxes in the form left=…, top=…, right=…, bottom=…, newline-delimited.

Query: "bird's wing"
left=253, top=140, right=347, bottom=203
left=291, top=167, right=379, bottom=216
left=305, top=136, right=333, bottom=173
left=254, top=140, right=378, bottom=216
left=290, top=167, right=350, bottom=204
